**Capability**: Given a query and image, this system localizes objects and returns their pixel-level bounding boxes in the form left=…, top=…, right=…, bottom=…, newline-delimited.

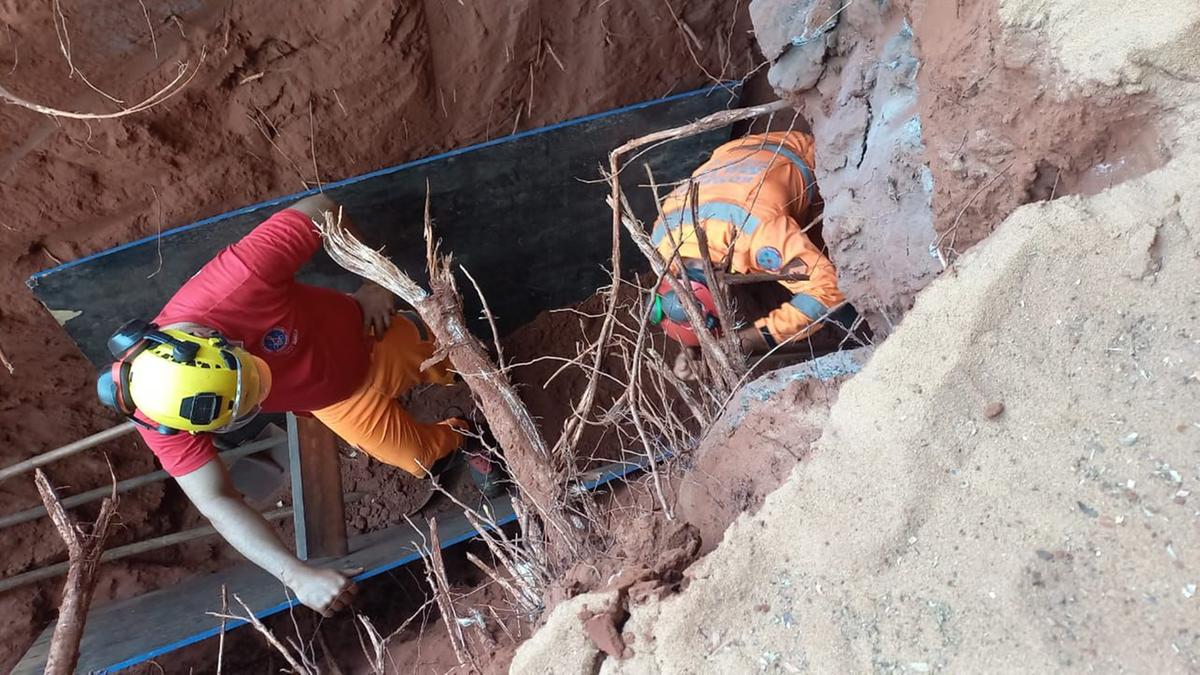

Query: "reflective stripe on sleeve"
left=789, top=292, right=829, bottom=322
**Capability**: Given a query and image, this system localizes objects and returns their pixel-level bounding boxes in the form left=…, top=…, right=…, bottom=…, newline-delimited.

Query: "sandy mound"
left=514, top=1, right=1200, bottom=671
left=676, top=349, right=871, bottom=555
left=603, top=156, right=1199, bottom=673
left=525, top=144, right=1200, bottom=674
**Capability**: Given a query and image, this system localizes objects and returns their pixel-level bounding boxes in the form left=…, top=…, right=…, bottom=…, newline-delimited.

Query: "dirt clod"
left=579, top=606, right=631, bottom=660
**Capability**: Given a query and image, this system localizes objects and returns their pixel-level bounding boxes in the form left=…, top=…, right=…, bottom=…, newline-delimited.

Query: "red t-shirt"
left=137, top=208, right=371, bottom=476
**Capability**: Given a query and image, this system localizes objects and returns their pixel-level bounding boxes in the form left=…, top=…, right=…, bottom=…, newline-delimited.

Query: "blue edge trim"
left=99, top=455, right=664, bottom=673
left=27, top=81, right=740, bottom=287
left=77, top=81, right=728, bottom=671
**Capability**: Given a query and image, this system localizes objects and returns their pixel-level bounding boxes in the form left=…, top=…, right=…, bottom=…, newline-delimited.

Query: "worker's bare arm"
left=287, top=194, right=398, bottom=335
left=174, top=457, right=357, bottom=616
left=288, top=193, right=367, bottom=242
left=287, top=192, right=339, bottom=222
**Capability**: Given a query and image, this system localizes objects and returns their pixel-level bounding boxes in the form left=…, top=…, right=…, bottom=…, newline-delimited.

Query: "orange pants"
left=313, top=313, right=462, bottom=477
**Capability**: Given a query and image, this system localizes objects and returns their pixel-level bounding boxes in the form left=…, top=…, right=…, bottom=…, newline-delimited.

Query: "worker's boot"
left=460, top=420, right=507, bottom=499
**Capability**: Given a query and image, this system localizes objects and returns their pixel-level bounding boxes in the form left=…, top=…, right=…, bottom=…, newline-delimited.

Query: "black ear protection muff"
left=95, top=319, right=206, bottom=435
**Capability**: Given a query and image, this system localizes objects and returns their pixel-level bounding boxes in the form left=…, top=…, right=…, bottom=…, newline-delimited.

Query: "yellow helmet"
left=99, top=324, right=272, bottom=434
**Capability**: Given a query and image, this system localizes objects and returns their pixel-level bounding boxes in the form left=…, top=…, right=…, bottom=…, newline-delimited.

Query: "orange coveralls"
left=652, top=130, right=844, bottom=343
left=312, top=312, right=463, bottom=477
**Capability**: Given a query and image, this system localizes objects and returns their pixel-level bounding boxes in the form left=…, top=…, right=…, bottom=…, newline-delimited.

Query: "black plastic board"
left=28, top=86, right=738, bottom=367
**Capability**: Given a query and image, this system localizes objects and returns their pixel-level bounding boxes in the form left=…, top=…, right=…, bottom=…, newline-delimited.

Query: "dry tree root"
left=0, top=49, right=204, bottom=120
left=3, top=0, right=204, bottom=121
left=35, top=468, right=118, bottom=675
left=317, top=192, right=583, bottom=578
left=0, top=339, right=14, bottom=375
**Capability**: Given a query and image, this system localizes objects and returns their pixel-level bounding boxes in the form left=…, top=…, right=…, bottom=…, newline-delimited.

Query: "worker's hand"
left=284, top=564, right=359, bottom=617
left=673, top=347, right=701, bottom=382
left=353, top=282, right=396, bottom=340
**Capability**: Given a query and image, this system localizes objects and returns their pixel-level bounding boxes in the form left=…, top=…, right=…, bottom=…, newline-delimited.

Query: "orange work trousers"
left=312, top=313, right=462, bottom=477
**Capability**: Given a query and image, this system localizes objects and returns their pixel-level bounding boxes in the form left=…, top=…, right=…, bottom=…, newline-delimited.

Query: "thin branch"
left=216, top=585, right=228, bottom=675
left=461, top=265, right=505, bottom=369
left=0, top=340, right=13, bottom=375
left=137, top=0, right=158, bottom=60
left=308, top=97, right=322, bottom=190
left=209, top=594, right=315, bottom=675
left=932, top=161, right=1014, bottom=265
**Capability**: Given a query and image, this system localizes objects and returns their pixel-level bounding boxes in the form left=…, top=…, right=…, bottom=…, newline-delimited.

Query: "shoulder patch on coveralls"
left=755, top=246, right=784, bottom=271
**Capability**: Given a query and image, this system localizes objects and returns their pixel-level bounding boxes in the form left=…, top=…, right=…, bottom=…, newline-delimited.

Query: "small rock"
left=983, top=401, right=1005, bottom=419
left=1035, top=549, right=1054, bottom=561
left=754, top=603, right=770, bottom=613
left=1184, top=584, right=1196, bottom=599
left=1174, top=490, right=1190, bottom=505
left=1077, top=501, right=1099, bottom=518
left=1119, top=432, right=1139, bottom=446
left=353, top=515, right=367, bottom=531
left=909, top=663, right=930, bottom=673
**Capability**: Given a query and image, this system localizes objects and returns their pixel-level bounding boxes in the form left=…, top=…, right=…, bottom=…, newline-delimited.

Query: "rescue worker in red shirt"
left=95, top=193, right=492, bottom=616
left=649, top=130, right=859, bottom=377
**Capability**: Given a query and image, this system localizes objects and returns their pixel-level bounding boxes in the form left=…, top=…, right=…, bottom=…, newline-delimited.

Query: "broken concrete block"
left=768, top=36, right=830, bottom=94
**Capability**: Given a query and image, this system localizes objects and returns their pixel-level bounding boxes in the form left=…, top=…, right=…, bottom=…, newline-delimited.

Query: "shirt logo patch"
left=262, top=327, right=292, bottom=353
left=755, top=246, right=784, bottom=272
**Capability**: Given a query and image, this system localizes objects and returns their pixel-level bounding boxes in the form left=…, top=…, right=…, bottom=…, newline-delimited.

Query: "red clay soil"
left=0, top=0, right=755, bottom=667
left=903, top=0, right=1170, bottom=252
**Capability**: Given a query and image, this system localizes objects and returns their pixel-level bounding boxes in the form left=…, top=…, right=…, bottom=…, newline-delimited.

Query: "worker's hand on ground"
left=352, top=281, right=396, bottom=339
left=673, top=347, right=702, bottom=382
left=286, top=564, right=359, bottom=617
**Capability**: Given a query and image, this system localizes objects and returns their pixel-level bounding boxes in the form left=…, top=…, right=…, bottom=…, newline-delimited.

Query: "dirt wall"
left=750, top=0, right=1170, bottom=334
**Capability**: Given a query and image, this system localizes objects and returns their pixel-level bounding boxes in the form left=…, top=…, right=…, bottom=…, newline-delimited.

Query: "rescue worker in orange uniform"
left=649, top=130, right=859, bottom=378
